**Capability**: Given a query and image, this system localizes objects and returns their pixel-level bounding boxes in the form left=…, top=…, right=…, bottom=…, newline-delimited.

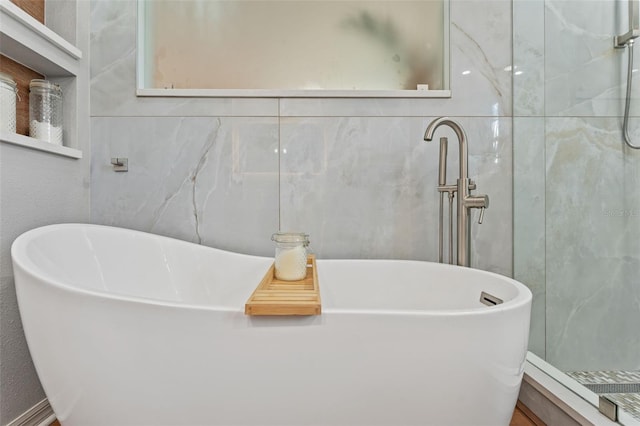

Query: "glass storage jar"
left=271, top=232, right=310, bottom=281
left=29, top=79, right=63, bottom=145
left=0, top=72, right=17, bottom=133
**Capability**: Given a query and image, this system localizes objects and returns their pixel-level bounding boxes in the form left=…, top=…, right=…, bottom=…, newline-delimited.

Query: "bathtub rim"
left=11, top=223, right=532, bottom=318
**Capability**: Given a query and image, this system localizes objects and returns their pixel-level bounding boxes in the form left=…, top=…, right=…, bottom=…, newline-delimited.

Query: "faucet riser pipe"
left=457, top=178, right=469, bottom=267
left=438, top=192, right=444, bottom=263
left=449, top=193, right=454, bottom=265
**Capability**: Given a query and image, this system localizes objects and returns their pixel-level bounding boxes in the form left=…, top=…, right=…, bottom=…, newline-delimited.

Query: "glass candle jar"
left=0, top=72, right=17, bottom=133
left=271, top=232, right=310, bottom=281
left=29, top=79, right=63, bottom=145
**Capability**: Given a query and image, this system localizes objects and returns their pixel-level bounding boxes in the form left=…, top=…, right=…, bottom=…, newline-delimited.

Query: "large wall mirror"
left=137, top=0, right=450, bottom=97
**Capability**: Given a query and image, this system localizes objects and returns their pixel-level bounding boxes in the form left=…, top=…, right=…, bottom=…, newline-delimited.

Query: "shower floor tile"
left=566, top=370, right=640, bottom=384
left=566, top=370, right=640, bottom=420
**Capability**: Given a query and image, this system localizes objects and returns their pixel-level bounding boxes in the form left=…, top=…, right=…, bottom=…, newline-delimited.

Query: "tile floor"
left=566, top=370, right=640, bottom=421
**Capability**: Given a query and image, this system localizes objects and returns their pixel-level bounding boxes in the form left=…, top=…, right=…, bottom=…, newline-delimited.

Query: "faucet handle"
left=465, top=194, right=489, bottom=223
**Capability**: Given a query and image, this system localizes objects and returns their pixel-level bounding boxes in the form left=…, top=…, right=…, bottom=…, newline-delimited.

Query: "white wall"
left=0, top=1, right=90, bottom=424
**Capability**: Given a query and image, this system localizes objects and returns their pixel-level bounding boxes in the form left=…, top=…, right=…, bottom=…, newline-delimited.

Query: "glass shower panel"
left=514, top=0, right=640, bottom=421
left=513, top=0, right=546, bottom=360
left=543, top=0, right=640, bottom=373
left=141, top=0, right=444, bottom=91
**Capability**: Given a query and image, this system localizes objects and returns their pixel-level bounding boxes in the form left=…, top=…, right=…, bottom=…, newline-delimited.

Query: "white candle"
left=275, top=245, right=307, bottom=281
left=30, top=120, right=63, bottom=145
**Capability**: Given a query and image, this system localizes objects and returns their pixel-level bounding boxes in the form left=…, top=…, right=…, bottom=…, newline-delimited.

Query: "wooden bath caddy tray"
left=245, top=255, right=321, bottom=316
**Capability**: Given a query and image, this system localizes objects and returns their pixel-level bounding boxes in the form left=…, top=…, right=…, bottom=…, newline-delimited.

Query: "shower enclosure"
left=513, top=0, right=640, bottom=422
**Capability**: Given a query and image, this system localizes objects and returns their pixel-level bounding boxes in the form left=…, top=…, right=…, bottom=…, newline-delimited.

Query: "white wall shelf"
left=0, top=0, right=83, bottom=155
left=0, top=0, right=81, bottom=76
left=1, top=132, right=82, bottom=159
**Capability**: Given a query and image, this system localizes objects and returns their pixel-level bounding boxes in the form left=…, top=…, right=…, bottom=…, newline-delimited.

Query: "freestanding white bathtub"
left=12, top=224, right=531, bottom=426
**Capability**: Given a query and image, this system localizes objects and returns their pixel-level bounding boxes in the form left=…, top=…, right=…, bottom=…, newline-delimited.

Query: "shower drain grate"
left=583, top=383, right=640, bottom=394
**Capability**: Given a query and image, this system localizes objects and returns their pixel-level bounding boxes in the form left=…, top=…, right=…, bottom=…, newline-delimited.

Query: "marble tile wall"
left=514, top=0, right=640, bottom=370
left=91, top=0, right=513, bottom=273
left=91, top=0, right=512, bottom=119
left=545, top=118, right=640, bottom=371
left=545, top=1, right=626, bottom=117
left=514, top=0, right=547, bottom=358
left=277, top=116, right=512, bottom=274
left=513, top=117, right=546, bottom=358
left=91, top=117, right=280, bottom=255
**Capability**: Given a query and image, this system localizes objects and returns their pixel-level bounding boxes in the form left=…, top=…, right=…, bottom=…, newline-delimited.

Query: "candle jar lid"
left=271, top=232, right=309, bottom=245
left=0, top=72, right=16, bottom=89
left=29, top=79, right=62, bottom=93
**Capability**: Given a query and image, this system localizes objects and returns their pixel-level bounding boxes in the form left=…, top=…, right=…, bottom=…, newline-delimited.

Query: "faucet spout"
left=424, top=117, right=469, bottom=184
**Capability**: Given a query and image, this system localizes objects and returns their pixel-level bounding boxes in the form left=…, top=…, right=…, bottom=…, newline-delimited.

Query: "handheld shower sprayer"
left=616, top=0, right=640, bottom=149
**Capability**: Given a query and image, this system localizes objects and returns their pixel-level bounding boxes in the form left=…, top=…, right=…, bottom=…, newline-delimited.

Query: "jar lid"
left=271, top=232, right=309, bottom=244
left=0, top=72, right=17, bottom=88
left=29, top=79, right=61, bottom=92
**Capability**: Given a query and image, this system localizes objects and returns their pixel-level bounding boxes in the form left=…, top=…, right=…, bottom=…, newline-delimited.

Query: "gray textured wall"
left=0, top=1, right=90, bottom=424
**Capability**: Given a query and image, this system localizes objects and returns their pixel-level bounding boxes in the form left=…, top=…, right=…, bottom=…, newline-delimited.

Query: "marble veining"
left=514, top=0, right=640, bottom=373
left=90, top=0, right=279, bottom=117
left=191, top=119, right=220, bottom=244
left=280, top=116, right=512, bottom=275
left=90, top=0, right=515, bottom=275
left=451, top=21, right=508, bottom=114
left=513, top=0, right=544, bottom=117
left=91, top=114, right=513, bottom=274
left=513, top=117, right=546, bottom=358
left=91, top=117, right=279, bottom=256
left=91, top=0, right=512, bottom=118
left=545, top=117, right=640, bottom=371
left=544, top=0, right=634, bottom=117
